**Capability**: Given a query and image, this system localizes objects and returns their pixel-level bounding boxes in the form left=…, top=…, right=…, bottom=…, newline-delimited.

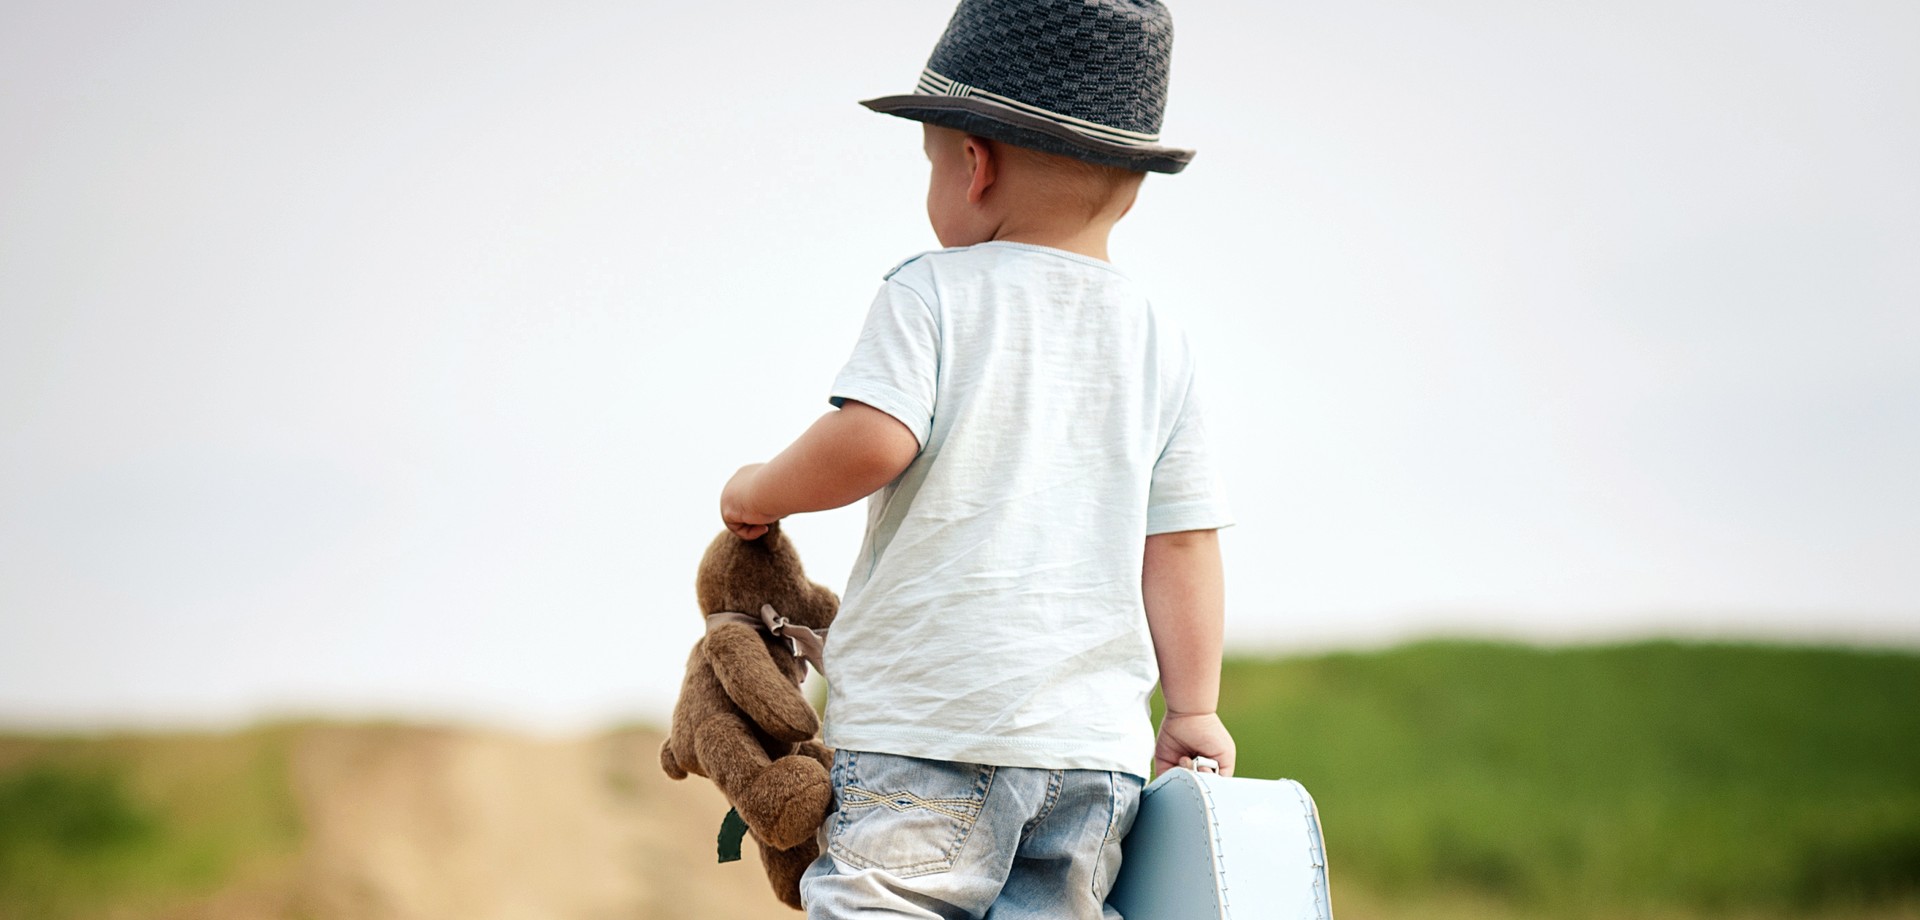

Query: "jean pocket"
left=828, top=751, right=996, bottom=878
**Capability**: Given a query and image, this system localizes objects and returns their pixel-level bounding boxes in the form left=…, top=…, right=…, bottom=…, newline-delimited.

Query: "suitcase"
left=1108, top=760, right=1334, bottom=920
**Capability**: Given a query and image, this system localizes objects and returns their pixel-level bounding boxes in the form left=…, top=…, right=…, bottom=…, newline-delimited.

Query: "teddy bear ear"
left=809, top=584, right=840, bottom=623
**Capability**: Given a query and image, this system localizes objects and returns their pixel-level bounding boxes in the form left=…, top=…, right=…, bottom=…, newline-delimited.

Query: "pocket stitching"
left=842, top=785, right=982, bottom=822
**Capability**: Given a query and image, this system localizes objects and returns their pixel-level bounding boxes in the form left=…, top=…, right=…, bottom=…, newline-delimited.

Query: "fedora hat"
left=861, top=0, right=1195, bottom=174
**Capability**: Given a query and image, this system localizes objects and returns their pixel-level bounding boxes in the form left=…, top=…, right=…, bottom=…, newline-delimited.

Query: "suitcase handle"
left=1189, top=756, right=1220, bottom=774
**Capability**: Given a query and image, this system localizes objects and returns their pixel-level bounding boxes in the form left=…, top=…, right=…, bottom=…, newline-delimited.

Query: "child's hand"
left=1154, top=711, right=1236, bottom=778
left=721, top=463, right=780, bottom=540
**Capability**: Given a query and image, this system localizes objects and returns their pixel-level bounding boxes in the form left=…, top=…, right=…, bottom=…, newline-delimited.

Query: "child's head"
left=921, top=124, right=1145, bottom=248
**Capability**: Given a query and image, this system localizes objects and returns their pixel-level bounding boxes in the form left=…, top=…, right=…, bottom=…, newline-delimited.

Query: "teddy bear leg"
left=759, top=834, right=821, bottom=911
left=694, top=713, right=833, bottom=851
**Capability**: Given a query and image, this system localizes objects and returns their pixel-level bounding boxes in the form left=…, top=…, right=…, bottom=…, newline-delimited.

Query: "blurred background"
left=2, top=0, right=1915, bottom=917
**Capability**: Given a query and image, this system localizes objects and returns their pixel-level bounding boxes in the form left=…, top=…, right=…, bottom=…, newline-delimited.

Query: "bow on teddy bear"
left=660, top=524, right=837, bottom=909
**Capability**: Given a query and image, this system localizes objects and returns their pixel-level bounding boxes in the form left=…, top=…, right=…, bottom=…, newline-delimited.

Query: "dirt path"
left=179, top=724, right=798, bottom=920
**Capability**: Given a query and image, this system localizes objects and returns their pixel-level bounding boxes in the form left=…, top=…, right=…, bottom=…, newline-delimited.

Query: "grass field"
left=1217, top=641, right=1920, bottom=918
left=1, top=641, right=1915, bottom=919
left=0, top=724, right=303, bottom=920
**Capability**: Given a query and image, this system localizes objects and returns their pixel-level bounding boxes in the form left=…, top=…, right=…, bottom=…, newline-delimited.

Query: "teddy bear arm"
left=794, top=739, right=834, bottom=771
left=707, top=624, right=820, bottom=742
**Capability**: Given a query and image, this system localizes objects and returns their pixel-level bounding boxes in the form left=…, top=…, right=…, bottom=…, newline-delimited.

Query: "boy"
left=720, top=1, right=1233, bottom=916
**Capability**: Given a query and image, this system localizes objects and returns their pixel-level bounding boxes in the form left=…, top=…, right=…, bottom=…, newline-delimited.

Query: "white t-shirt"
left=822, top=240, right=1232, bottom=778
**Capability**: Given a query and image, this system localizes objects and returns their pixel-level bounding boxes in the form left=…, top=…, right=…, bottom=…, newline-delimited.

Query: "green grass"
left=1214, top=641, right=1920, bottom=917
left=0, top=763, right=159, bottom=914
left=0, top=725, right=303, bottom=920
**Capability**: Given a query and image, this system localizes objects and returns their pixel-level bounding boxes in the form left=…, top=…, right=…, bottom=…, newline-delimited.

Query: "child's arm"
left=1143, top=527, right=1237, bottom=777
left=720, top=400, right=920, bottom=540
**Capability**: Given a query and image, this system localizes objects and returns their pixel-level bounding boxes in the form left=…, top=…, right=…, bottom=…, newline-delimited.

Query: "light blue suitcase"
left=1108, top=761, right=1334, bottom=920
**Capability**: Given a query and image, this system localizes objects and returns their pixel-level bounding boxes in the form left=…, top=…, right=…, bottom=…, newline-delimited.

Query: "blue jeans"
left=801, top=749, right=1144, bottom=919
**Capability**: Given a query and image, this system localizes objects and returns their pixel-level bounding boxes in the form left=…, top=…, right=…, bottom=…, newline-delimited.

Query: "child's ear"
left=964, top=135, right=997, bottom=204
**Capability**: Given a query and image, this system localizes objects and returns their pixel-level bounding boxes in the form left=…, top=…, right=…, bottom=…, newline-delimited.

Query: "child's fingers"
left=728, top=521, right=768, bottom=540
left=1157, top=715, right=1236, bottom=777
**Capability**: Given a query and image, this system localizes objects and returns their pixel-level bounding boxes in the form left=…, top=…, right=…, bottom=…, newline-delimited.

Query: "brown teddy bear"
left=660, top=523, right=838, bottom=909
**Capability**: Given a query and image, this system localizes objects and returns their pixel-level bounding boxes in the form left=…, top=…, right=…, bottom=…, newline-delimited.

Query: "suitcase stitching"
left=1288, top=779, right=1335, bottom=920
left=1191, top=773, right=1233, bottom=918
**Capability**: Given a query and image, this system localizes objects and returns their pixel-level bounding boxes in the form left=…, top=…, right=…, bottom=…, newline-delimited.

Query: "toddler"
left=719, top=1, right=1233, bottom=916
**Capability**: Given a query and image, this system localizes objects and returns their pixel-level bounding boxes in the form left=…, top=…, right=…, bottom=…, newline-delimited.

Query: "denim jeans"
left=801, top=749, right=1144, bottom=919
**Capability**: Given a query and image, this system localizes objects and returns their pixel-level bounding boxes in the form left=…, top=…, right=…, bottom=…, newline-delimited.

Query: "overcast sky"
left=2, top=0, right=1915, bottom=731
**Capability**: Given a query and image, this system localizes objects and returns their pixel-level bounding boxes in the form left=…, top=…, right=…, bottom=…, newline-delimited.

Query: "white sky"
left=2, top=0, right=1916, bottom=732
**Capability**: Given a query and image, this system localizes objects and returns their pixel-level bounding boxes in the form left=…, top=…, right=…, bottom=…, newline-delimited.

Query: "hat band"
left=913, top=68, right=1162, bottom=148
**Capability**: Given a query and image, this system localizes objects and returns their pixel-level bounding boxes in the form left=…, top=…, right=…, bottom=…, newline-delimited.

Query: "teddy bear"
left=660, top=523, right=838, bottom=909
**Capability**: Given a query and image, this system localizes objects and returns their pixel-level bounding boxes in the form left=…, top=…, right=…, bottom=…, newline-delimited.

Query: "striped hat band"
left=912, top=68, right=1162, bottom=149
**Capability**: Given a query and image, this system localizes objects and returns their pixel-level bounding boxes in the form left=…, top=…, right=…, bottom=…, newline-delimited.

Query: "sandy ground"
left=168, top=724, right=798, bottom=920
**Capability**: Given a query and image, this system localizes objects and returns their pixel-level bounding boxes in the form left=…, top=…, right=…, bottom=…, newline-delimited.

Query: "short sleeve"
left=829, top=279, right=938, bottom=448
left=1147, top=371, right=1234, bottom=535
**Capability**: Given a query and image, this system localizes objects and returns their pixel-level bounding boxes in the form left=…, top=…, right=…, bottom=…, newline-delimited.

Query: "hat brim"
left=861, top=94, right=1194, bottom=174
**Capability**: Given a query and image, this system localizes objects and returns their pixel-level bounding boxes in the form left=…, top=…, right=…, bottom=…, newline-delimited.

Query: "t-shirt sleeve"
left=1147, top=370, right=1234, bottom=535
left=829, top=279, right=938, bottom=448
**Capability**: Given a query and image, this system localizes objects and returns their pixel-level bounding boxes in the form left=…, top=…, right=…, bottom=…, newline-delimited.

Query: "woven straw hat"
left=861, top=0, right=1195, bottom=174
